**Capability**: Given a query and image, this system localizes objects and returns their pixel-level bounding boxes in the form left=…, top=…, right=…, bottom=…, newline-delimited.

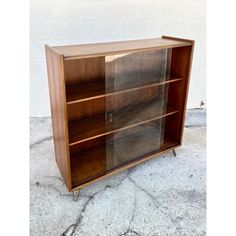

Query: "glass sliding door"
left=105, top=49, right=173, bottom=170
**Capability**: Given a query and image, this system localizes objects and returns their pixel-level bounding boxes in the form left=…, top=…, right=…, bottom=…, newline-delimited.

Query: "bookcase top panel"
left=51, top=37, right=192, bottom=60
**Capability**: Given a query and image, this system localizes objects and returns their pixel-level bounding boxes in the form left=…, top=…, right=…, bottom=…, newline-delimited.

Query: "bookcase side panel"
left=169, top=44, right=194, bottom=144
left=45, top=46, right=71, bottom=190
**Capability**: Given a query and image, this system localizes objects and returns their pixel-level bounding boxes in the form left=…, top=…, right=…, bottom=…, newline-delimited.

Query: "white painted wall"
left=30, top=0, right=206, bottom=117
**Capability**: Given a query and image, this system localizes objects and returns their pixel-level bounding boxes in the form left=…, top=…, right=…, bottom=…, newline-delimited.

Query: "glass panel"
left=105, top=49, right=172, bottom=170
left=105, top=49, right=172, bottom=93
left=106, top=120, right=164, bottom=169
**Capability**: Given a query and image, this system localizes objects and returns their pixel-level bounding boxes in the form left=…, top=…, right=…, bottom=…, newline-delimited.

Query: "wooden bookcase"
left=45, top=36, right=194, bottom=192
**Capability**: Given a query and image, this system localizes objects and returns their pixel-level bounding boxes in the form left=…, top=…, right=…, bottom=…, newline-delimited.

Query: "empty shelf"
left=70, top=122, right=179, bottom=188
left=66, top=73, right=181, bottom=104
left=68, top=100, right=178, bottom=146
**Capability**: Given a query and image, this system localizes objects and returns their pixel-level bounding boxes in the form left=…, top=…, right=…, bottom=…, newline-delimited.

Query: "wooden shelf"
left=68, top=100, right=178, bottom=146
left=70, top=121, right=179, bottom=188
left=66, top=73, right=181, bottom=104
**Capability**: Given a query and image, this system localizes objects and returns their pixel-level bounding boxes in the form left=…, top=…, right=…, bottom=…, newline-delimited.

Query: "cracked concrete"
left=30, top=109, right=206, bottom=236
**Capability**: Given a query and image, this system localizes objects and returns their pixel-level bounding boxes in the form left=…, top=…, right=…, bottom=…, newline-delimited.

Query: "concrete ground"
left=30, top=109, right=206, bottom=236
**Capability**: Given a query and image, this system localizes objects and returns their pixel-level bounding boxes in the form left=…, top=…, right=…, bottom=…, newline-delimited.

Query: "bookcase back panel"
left=64, top=56, right=105, bottom=85
left=70, top=136, right=106, bottom=155
left=67, top=85, right=164, bottom=121
left=67, top=98, right=105, bottom=122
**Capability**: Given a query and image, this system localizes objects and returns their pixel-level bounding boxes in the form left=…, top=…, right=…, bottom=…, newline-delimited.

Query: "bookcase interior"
left=62, top=46, right=190, bottom=189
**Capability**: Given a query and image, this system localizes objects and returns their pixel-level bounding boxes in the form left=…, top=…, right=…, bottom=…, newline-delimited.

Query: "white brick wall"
left=30, top=0, right=206, bottom=116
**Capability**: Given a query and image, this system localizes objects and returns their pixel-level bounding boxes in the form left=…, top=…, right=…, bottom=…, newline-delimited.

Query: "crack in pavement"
left=45, top=175, right=65, bottom=185
left=62, top=169, right=134, bottom=236
left=61, top=224, right=74, bottom=236
left=119, top=189, right=140, bottom=236
left=128, top=179, right=206, bottom=232
left=185, top=125, right=206, bottom=128
left=128, top=177, right=168, bottom=215
left=119, top=230, right=140, bottom=236
left=30, top=136, right=53, bottom=148
left=129, top=177, right=206, bottom=228
left=62, top=168, right=170, bottom=236
left=31, top=175, right=68, bottom=196
left=32, top=183, right=72, bottom=197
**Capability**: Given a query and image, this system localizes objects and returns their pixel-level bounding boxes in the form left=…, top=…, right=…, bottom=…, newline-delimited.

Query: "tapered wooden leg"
left=172, top=149, right=177, bottom=157
left=72, top=189, right=80, bottom=201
